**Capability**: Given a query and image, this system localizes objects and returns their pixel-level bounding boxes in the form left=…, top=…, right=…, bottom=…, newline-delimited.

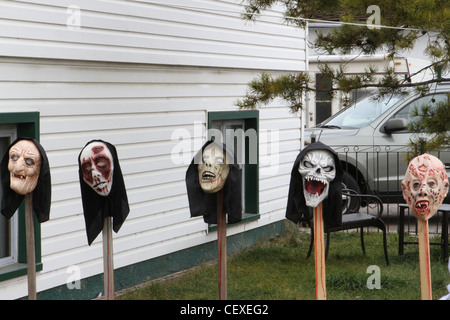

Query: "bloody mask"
left=8, top=139, right=42, bottom=195
left=402, top=154, right=449, bottom=221
left=198, top=143, right=230, bottom=194
left=298, top=149, right=336, bottom=207
left=79, top=141, right=114, bottom=196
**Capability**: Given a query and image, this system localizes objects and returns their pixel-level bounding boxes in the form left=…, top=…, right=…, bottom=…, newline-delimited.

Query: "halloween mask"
left=8, top=139, right=42, bottom=195
left=402, top=154, right=449, bottom=221
left=298, top=149, right=336, bottom=208
left=1, top=137, right=51, bottom=223
left=79, top=141, right=114, bottom=196
left=198, top=143, right=230, bottom=194
left=286, top=141, right=343, bottom=229
left=78, top=140, right=129, bottom=245
left=186, top=140, right=242, bottom=225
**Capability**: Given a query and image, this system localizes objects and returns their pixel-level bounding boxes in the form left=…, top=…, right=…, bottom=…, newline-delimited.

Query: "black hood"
left=78, top=140, right=129, bottom=245
left=185, top=140, right=242, bottom=224
left=1, top=137, right=51, bottom=223
left=286, top=141, right=343, bottom=228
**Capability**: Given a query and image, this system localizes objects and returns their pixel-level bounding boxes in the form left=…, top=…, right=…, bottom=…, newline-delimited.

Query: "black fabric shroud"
left=286, top=141, right=343, bottom=229
left=78, top=140, right=129, bottom=245
left=186, top=140, right=242, bottom=224
left=1, top=137, right=51, bottom=223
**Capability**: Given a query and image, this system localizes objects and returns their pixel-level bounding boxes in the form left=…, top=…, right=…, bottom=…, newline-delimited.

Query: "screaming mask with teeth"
left=1, top=137, right=51, bottom=223
left=402, top=154, right=449, bottom=221
left=286, top=141, right=343, bottom=228
left=186, top=140, right=242, bottom=225
left=78, top=140, right=129, bottom=245
left=299, top=150, right=336, bottom=207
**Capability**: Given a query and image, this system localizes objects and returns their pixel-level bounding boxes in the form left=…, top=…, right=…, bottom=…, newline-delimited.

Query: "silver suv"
left=306, top=82, right=450, bottom=202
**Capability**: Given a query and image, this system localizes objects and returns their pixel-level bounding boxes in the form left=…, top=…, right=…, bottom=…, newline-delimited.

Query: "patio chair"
left=306, top=189, right=390, bottom=265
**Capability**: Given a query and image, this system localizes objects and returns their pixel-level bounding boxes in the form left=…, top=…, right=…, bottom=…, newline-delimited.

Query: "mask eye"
left=216, top=157, right=224, bottom=164
left=427, top=179, right=437, bottom=188
left=25, top=158, right=35, bottom=166
left=10, top=154, right=19, bottom=162
left=412, top=181, right=421, bottom=191
left=323, top=166, right=334, bottom=172
left=303, top=161, right=313, bottom=168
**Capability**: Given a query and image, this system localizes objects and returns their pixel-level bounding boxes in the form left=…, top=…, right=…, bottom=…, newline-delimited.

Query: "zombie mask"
left=286, top=141, right=343, bottom=229
left=298, top=149, right=336, bottom=207
left=8, top=139, right=42, bottom=195
left=186, top=140, right=242, bottom=225
left=1, top=137, right=51, bottom=223
left=402, top=154, right=449, bottom=221
left=78, top=140, right=129, bottom=245
left=79, top=141, right=114, bottom=196
left=198, top=143, right=230, bottom=193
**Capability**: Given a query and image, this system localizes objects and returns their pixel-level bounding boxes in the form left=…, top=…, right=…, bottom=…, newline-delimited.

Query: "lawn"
left=118, top=221, right=450, bottom=300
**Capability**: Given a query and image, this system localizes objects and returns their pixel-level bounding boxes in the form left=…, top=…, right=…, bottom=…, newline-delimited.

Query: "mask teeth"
left=305, top=175, right=326, bottom=184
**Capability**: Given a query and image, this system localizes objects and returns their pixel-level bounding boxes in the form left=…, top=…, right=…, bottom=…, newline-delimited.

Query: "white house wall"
left=0, top=0, right=305, bottom=71
left=0, top=0, right=305, bottom=299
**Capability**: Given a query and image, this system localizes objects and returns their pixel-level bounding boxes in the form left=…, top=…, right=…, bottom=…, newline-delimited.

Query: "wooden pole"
left=25, top=193, right=37, bottom=300
left=313, top=203, right=326, bottom=300
left=418, top=219, right=432, bottom=300
left=103, top=216, right=115, bottom=300
left=217, top=189, right=227, bottom=300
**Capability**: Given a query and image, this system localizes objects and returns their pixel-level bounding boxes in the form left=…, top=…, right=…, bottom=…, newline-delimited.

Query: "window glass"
left=0, top=126, right=18, bottom=267
left=393, top=93, right=448, bottom=125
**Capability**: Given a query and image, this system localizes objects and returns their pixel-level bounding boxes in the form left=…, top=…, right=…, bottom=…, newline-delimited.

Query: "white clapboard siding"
left=0, top=0, right=305, bottom=299
left=0, top=59, right=303, bottom=297
left=0, top=0, right=305, bottom=70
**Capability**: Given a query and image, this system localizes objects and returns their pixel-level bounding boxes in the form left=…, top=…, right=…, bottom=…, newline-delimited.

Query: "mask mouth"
left=93, top=181, right=106, bottom=189
left=304, top=176, right=327, bottom=196
left=12, top=174, right=26, bottom=180
left=415, top=200, right=429, bottom=215
left=202, top=171, right=216, bottom=182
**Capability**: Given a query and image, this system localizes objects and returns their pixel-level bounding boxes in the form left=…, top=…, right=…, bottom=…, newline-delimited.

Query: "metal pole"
left=103, top=216, right=115, bottom=300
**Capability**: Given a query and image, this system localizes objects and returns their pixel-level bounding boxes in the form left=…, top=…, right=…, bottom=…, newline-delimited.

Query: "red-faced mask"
left=79, top=141, right=114, bottom=196
left=402, top=154, right=449, bottom=221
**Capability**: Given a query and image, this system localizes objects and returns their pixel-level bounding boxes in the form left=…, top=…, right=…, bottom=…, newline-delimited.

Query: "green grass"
left=118, top=222, right=450, bottom=300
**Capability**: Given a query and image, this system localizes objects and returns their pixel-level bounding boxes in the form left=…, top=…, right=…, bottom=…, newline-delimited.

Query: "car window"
left=322, top=94, right=402, bottom=129
left=392, top=93, right=449, bottom=125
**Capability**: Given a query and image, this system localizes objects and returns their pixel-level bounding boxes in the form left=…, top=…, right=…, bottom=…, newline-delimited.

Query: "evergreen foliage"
left=236, top=0, right=450, bottom=154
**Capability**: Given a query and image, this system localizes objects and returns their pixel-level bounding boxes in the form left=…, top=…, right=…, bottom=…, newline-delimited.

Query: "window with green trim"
left=0, top=112, right=42, bottom=282
left=207, top=111, right=259, bottom=223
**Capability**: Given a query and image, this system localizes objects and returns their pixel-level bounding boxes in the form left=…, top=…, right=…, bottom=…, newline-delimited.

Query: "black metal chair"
left=306, top=189, right=390, bottom=265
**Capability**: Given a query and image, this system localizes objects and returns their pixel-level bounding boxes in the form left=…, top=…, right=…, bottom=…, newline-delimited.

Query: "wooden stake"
left=103, top=216, right=115, bottom=300
left=217, top=189, right=227, bottom=300
left=313, top=203, right=326, bottom=300
left=418, top=219, right=432, bottom=300
left=25, top=193, right=37, bottom=300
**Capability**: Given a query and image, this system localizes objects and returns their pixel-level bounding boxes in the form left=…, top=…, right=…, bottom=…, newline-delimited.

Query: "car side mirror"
left=381, top=118, right=408, bottom=134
